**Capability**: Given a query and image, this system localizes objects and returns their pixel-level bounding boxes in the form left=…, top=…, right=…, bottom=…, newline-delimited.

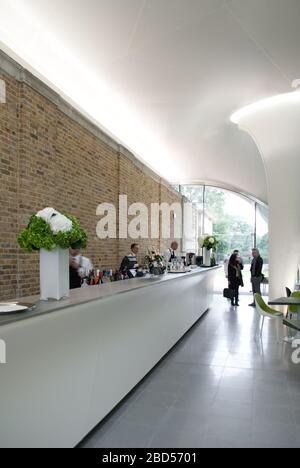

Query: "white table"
left=269, top=297, right=300, bottom=343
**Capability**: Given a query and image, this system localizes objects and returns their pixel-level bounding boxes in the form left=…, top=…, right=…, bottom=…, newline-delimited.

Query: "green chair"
left=254, top=293, right=283, bottom=338
left=288, top=291, right=300, bottom=319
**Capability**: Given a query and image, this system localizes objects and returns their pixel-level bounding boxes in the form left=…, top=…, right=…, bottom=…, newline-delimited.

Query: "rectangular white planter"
left=40, top=248, right=70, bottom=301
left=203, top=248, right=211, bottom=267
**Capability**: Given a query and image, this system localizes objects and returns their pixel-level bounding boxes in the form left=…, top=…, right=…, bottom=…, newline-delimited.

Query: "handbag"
left=223, top=288, right=234, bottom=299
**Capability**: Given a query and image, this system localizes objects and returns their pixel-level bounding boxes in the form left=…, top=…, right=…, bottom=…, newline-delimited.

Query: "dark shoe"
left=248, top=303, right=255, bottom=307
left=235, top=303, right=240, bottom=307
left=231, top=301, right=235, bottom=306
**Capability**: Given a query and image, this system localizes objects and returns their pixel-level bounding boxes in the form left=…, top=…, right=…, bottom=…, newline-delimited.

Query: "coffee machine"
left=186, top=252, right=196, bottom=267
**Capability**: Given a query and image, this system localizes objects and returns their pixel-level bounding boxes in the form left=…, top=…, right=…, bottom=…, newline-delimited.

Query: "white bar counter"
left=0, top=266, right=219, bottom=448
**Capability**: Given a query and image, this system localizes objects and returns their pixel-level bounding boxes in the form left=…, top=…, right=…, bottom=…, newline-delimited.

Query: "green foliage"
left=205, top=188, right=226, bottom=219
left=203, top=235, right=218, bottom=251
left=144, top=251, right=166, bottom=275
left=54, top=215, right=88, bottom=250
left=18, top=216, right=56, bottom=252
left=18, top=214, right=88, bottom=253
left=181, top=186, right=204, bottom=204
left=213, top=215, right=254, bottom=262
left=144, top=252, right=164, bottom=269
left=256, top=233, right=269, bottom=263
left=181, top=185, right=269, bottom=264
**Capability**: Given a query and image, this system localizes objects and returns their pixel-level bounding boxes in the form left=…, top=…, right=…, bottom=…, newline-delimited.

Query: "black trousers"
left=231, top=286, right=239, bottom=305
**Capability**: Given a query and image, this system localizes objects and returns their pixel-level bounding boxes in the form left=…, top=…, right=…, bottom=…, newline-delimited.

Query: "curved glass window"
left=176, top=185, right=269, bottom=294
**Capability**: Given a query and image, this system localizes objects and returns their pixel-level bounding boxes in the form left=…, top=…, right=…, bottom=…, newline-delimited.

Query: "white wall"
left=236, top=94, right=300, bottom=298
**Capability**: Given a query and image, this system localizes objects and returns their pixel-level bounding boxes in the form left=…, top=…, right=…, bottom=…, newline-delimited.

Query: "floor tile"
left=80, top=295, right=300, bottom=449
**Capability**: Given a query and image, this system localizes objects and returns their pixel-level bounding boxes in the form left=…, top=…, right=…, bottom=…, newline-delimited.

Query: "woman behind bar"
left=228, top=252, right=244, bottom=307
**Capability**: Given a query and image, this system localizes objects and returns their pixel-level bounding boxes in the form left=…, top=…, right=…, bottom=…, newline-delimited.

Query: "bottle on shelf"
left=109, top=269, right=113, bottom=282
left=93, top=270, right=100, bottom=285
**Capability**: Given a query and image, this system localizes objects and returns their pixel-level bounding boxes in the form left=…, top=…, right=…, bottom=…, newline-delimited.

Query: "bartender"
left=120, top=243, right=139, bottom=279
left=69, top=246, right=93, bottom=289
left=165, top=241, right=180, bottom=263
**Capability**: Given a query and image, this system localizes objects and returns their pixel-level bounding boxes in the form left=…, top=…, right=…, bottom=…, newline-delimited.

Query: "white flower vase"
left=203, top=248, right=211, bottom=267
left=40, top=247, right=70, bottom=301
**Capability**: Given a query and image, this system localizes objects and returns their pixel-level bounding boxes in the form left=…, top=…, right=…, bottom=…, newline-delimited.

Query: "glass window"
left=204, top=187, right=255, bottom=265
left=256, top=203, right=269, bottom=279
left=180, top=185, right=204, bottom=205
left=180, top=185, right=268, bottom=294
left=203, top=186, right=256, bottom=293
left=172, top=185, right=181, bottom=194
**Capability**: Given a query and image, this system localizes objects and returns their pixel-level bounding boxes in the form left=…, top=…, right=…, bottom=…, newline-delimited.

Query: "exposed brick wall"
left=0, top=72, right=19, bottom=300
left=160, top=184, right=183, bottom=254
left=0, top=67, right=182, bottom=300
left=118, top=154, right=161, bottom=265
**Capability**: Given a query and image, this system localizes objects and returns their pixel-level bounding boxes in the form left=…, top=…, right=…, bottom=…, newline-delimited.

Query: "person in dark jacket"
left=69, top=247, right=82, bottom=290
left=228, top=252, right=244, bottom=307
left=120, top=244, right=139, bottom=279
left=249, top=248, right=264, bottom=307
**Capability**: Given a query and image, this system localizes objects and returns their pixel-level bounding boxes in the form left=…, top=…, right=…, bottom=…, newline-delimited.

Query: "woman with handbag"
left=228, top=253, right=244, bottom=307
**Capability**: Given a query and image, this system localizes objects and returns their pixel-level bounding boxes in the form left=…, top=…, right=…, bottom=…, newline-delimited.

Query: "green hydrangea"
left=18, top=213, right=88, bottom=253
left=203, top=235, right=218, bottom=251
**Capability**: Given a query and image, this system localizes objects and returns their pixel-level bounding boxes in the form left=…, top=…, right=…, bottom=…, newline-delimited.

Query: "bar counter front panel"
left=0, top=266, right=219, bottom=448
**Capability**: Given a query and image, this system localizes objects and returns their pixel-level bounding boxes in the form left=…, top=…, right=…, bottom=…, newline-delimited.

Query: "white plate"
left=0, top=303, right=29, bottom=314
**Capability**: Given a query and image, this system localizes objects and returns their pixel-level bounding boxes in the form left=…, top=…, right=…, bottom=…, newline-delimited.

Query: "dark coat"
left=120, top=254, right=138, bottom=278
left=228, top=263, right=244, bottom=289
left=251, top=256, right=263, bottom=277
left=69, top=266, right=82, bottom=290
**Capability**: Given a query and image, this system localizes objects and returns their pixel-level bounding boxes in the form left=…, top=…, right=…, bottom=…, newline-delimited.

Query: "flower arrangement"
left=144, top=249, right=166, bottom=275
left=198, top=236, right=205, bottom=248
left=210, top=253, right=217, bottom=267
left=203, top=235, right=218, bottom=251
left=18, top=207, right=88, bottom=253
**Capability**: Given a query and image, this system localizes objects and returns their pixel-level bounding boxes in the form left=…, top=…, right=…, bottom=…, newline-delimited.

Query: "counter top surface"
left=0, top=266, right=220, bottom=327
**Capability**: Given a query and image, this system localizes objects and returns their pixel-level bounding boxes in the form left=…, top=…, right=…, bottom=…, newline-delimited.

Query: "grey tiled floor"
left=80, top=295, right=300, bottom=448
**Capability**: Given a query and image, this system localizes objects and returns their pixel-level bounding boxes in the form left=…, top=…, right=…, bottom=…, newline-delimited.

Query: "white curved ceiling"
left=1, top=0, right=300, bottom=203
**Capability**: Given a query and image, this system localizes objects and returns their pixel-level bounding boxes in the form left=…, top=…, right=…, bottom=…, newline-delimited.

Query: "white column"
left=234, top=93, right=300, bottom=298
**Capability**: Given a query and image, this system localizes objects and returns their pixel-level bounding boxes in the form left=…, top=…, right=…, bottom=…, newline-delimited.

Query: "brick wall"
left=0, top=60, right=183, bottom=300
left=0, top=72, right=19, bottom=300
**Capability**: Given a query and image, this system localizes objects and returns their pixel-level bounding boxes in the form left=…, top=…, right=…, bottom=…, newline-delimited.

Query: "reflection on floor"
left=80, top=294, right=300, bottom=449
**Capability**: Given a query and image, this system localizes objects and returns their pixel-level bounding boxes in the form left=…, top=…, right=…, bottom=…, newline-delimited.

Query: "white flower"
left=198, top=236, right=205, bottom=248
left=36, top=207, right=58, bottom=223
left=49, top=213, right=73, bottom=234
left=36, top=207, right=73, bottom=234
left=209, top=237, right=215, bottom=244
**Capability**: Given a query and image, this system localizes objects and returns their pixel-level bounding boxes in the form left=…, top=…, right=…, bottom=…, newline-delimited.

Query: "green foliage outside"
left=180, top=186, right=269, bottom=264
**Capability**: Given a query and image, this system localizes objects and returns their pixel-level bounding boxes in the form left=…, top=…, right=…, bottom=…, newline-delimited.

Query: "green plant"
left=18, top=213, right=88, bottom=253
left=203, top=235, right=218, bottom=251
left=144, top=252, right=164, bottom=269
left=144, top=250, right=166, bottom=274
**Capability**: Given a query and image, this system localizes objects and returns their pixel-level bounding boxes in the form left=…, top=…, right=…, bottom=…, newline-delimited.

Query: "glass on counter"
left=168, top=258, right=188, bottom=273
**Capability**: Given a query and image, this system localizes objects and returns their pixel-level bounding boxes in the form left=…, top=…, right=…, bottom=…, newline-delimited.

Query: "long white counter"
left=0, top=267, right=219, bottom=448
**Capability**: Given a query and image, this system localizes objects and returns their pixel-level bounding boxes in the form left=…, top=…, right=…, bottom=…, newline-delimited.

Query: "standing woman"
left=228, top=253, right=244, bottom=306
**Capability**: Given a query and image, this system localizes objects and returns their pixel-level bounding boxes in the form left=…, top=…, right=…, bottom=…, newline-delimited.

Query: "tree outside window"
left=177, top=185, right=268, bottom=293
